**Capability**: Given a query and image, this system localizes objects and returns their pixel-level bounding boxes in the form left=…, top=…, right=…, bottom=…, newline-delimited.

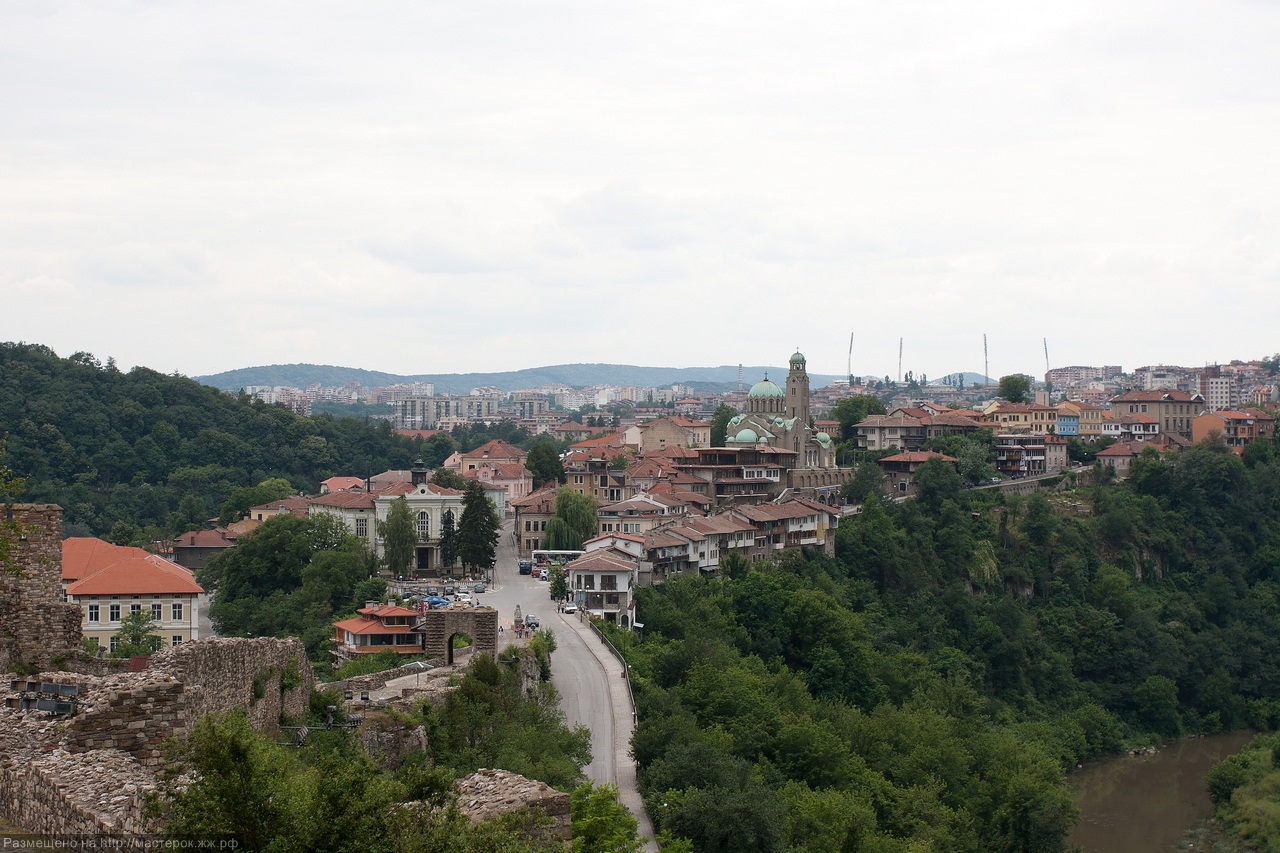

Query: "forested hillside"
left=0, top=343, right=421, bottom=538
left=617, top=440, right=1280, bottom=852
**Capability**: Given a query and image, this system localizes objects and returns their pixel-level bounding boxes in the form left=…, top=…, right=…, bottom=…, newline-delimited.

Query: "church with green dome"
left=723, top=349, right=849, bottom=499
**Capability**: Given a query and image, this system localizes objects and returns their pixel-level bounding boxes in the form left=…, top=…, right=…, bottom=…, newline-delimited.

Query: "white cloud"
left=1, top=0, right=1279, bottom=379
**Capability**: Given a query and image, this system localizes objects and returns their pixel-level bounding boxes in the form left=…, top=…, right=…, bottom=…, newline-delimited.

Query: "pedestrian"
left=499, top=624, right=504, bottom=637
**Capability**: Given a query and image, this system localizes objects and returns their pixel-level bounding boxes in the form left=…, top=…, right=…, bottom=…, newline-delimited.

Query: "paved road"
left=481, top=518, right=656, bottom=849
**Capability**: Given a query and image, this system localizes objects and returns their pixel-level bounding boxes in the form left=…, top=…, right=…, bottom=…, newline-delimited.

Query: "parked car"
left=455, top=592, right=473, bottom=605
left=426, top=586, right=440, bottom=596
left=524, top=614, right=541, bottom=629
left=563, top=602, right=578, bottom=614
left=443, top=585, right=456, bottom=596
left=473, top=583, right=486, bottom=593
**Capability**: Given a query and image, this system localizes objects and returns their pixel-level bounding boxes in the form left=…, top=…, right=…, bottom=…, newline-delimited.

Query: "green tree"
left=431, top=468, right=468, bottom=490
left=113, top=609, right=161, bottom=657
left=710, top=405, right=737, bottom=448
left=555, top=488, right=598, bottom=547
left=914, top=456, right=965, bottom=512
left=550, top=565, right=568, bottom=601
left=457, top=481, right=500, bottom=574
left=840, top=460, right=885, bottom=503
left=527, top=439, right=566, bottom=487
left=440, top=509, right=458, bottom=571
left=830, top=395, right=887, bottom=442
left=420, top=432, right=457, bottom=468
left=997, top=375, right=1031, bottom=404
left=380, top=496, right=416, bottom=576
left=571, top=783, right=642, bottom=853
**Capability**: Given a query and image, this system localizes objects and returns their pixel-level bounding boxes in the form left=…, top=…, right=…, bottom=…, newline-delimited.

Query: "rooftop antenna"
left=898, top=337, right=903, bottom=384
left=847, top=332, right=854, bottom=384
left=984, top=333, right=990, bottom=386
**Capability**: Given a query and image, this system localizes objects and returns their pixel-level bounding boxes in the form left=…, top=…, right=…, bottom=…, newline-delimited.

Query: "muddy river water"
left=1069, top=731, right=1256, bottom=852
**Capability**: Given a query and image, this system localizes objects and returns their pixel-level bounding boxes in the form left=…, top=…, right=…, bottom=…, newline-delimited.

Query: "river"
left=1069, top=731, right=1256, bottom=853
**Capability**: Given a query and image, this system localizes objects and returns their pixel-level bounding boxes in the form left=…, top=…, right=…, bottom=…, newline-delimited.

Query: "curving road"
left=484, top=518, right=656, bottom=849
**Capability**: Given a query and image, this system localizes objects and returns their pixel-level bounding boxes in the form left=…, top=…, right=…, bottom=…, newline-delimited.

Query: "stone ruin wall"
left=0, top=637, right=314, bottom=835
left=149, top=636, right=313, bottom=730
left=0, top=505, right=82, bottom=673
left=456, top=768, right=572, bottom=841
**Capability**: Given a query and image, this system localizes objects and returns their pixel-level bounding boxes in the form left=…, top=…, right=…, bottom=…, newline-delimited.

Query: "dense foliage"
left=205, top=514, right=384, bottom=661
left=1207, top=731, right=1280, bottom=848
left=0, top=343, right=423, bottom=538
left=621, top=438, right=1280, bottom=852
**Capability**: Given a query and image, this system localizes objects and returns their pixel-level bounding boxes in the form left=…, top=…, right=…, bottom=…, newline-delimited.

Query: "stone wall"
left=0, top=710, right=155, bottom=836
left=150, top=636, right=313, bottom=730
left=0, top=505, right=82, bottom=673
left=422, top=607, right=498, bottom=663
left=60, top=675, right=186, bottom=767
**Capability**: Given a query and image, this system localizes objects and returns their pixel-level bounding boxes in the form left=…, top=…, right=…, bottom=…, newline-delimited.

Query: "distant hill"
left=197, top=363, right=849, bottom=395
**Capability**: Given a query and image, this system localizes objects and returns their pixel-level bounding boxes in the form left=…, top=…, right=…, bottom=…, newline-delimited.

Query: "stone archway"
left=420, top=608, right=498, bottom=664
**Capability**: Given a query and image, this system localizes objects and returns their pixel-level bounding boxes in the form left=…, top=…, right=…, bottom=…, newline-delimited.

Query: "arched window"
left=416, top=511, right=430, bottom=539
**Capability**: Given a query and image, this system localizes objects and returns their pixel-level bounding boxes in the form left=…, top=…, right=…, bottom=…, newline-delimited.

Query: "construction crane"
left=984, top=334, right=990, bottom=387
left=898, top=337, right=903, bottom=385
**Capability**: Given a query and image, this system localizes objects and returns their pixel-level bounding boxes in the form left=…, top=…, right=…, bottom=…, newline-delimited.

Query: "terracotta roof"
left=396, top=429, right=443, bottom=440
left=1098, top=442, right=1142, bottom=457
left=877, top=450, right=958, bottom=464
left=248, top=497, right=312, bottom=518
left=64, top=542, right=203, bottom=596
left=565, top=550, right=635, bottom=573
left=856, top=415, right=923, bottom=428
left=62, top=538, right=151, bottom=582
left=1121, top=414, right=1158, bottom=425
left=358, top=603, right=421, bottom=618
left=309, top=492, right=377, bottom=509
left=460, top=439, right=527, bottom=460
left=171, top=528, right=237, bottom=549
left=333, top=616, right=419, bottom=636
left=321, top=476, right=365, bottom=492
left=510, top=482, right=560, bottom=511
left=569, top=432, right=628, bottom=449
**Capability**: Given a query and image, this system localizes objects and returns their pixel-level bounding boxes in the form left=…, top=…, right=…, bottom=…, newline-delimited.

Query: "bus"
left=530, top=549, right=585, bottom=576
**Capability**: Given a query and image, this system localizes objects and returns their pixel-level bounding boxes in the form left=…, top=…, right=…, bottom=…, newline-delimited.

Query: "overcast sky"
left=3, top=1, right=1278, bottom=384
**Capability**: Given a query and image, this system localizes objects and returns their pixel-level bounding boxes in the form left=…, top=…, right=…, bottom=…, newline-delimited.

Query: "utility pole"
left=898, top=337, right=903, bottom=385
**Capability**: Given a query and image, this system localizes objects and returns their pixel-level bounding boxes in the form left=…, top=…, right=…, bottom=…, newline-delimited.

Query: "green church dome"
left=748, top=378, right=783, bottom=398
left=790, top=350, right=805, bottom=364
left=731, top=428, right=759, bottom=443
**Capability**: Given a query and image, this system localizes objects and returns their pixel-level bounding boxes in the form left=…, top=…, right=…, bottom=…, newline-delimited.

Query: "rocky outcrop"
left=456, top=768, right=572, bottom=840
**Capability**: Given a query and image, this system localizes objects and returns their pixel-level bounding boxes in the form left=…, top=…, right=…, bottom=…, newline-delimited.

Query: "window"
left=130, top=603, right=141, bottom=615
left=355, top=517, right=369, bottom=538
left=152, top=603, right=163, bottom=621
left=172, top=603, right=184, bottom=621
left=109, top=604, right=121, bottom=622
left=417, top=511, right=430, bottom=539
left=88, top=604, right=99, bottom=623
left=172, top=636, right=182, bottom=647
left=109, top=637, right=119, bottom=653
left=583, top=575, right=595, bottom=590
left=601, top=575, right=617, bottom=591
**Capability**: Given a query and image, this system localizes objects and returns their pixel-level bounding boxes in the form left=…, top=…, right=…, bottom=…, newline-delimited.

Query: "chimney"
left=365, top=601, right=379, bottom=611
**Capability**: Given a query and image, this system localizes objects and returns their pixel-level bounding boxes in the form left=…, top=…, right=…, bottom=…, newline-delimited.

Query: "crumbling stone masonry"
left=0, top=504, right=82, bottom=673
left=456, top=768, right=572, bottom=840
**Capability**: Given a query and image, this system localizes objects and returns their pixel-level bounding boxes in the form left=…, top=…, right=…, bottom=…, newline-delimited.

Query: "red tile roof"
left=63, top=539, right=203, bottom=595
left=875, top=448, right=957, bottom=461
